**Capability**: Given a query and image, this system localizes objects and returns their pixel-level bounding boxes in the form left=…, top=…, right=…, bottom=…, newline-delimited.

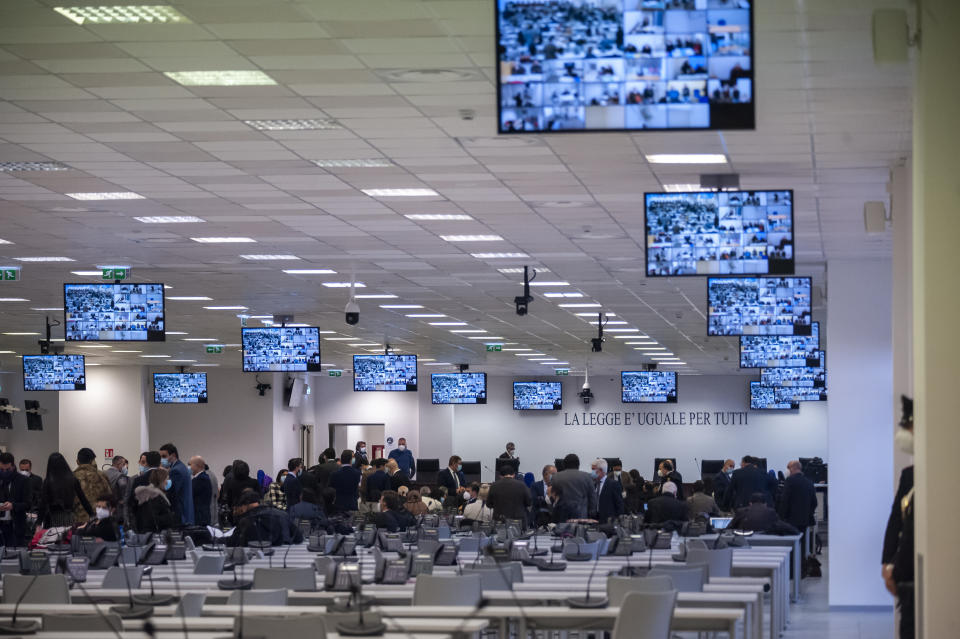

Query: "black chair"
left=417, top=459, right=440, bottom=485
left=461, top=461, right=481, bottom=485
left=700, top=459, right=724, bottom=480
left=604, top=457, right=622, bottom=471
left=754, top=457, right=768, bottom=472
left=495, top=458, right=519, bottom=478
left=554, top=458, right=566, bottom=472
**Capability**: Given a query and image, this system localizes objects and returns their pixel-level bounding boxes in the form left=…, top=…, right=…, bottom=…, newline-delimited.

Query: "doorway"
left=328, top=423, right=385, bottom=459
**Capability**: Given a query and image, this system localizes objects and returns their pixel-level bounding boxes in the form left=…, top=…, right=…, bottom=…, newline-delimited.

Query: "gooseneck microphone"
left=0, top=573, right=41, bottom=635
left=335, top=546, right=386, bottom=637
left=565, top=539, right=609, bottom=608
left=109, top=520, right=153, bottom=620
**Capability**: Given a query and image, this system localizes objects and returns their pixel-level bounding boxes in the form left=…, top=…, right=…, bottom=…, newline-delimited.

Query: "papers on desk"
left=207, top=526, right=235, bottom=539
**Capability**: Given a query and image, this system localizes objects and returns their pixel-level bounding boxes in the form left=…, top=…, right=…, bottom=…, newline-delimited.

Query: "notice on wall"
left=563, top=411, right=749, bottom=427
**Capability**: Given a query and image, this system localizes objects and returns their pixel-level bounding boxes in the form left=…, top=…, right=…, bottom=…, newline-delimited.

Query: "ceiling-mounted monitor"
left=750, top=381, right=798, bottom=411
left=154, top=373, right=208, bottom=404
left=64, top=283, right=165, bottom=341
left=645, top=190, right=794, bottom=276
left=496, top=0, right=754, bottom=132
left=513, top=381, right=562, bottom=410
left=353, top=354, right=418, bottom=392
left=621, top=370, right=677, bottom=403
left=707, top=276, right=812, bottom=336
left=740, top=322, right=820, bottom=369
left=23, top=354, right=86, bottom=391
left=431, top=373, right=487, bottom=404
left=761, top=351, right=826, bottom=388
left=242, top=327, right=321, bottom=372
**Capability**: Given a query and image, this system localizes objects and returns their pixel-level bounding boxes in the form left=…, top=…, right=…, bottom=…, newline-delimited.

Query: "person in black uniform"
left=724, top=456, right=770, bottom=509
left=883, top=395, right=915, bottom=639
left=779, top=460, right=817, bottom=566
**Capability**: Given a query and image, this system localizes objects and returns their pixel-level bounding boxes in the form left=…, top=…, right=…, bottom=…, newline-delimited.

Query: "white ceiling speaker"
left=872, top=9, right=909, bottom=63
left=864, top=201, right=889, bottom=234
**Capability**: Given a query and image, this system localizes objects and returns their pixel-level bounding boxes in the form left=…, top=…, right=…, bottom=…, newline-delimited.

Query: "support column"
left=912, top=1, right=960, bottom=635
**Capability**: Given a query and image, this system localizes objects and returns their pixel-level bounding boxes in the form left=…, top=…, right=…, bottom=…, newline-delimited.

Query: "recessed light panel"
left=66, top=192, right=143, bottom=200
left=362, top=188, right=438, bottom=197
left=314, top=159, right=390, bottom=168
left=245, top=119, right=339, bottom=131
left=0, top=161, right=68, bottom=172
left=53, top=5, right=189, bottom=25
left=190, top=237, right=256, bottom=243
left=406, top=214, right=472, bottom=221
left=166, top=71, right=276, bottom=86
left=133, top=216, right=204, bottom=223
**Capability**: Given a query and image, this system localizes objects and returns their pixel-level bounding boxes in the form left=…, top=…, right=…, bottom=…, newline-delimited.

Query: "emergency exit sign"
left=0, top=267, right=20, bottom=281
left=329, top=370, right=343, bottom=377
left=485, top=344, right=502, bottom=352
left=102, top=267, right=130, bottom=280
left=555, top=368, right=569, bottom=376
left=206, top=345, right=223, bottom=354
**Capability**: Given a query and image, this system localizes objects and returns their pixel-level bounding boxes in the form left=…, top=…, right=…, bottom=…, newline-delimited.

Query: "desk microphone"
left=281, top=518, right=299, bottom=568
left=334, top=547, right=386, bottom=637
left=109, top=521, right=153, bottom=620
left=565, top=540, right=608, bottom=608
left=0, top=573, right=41, bottom=634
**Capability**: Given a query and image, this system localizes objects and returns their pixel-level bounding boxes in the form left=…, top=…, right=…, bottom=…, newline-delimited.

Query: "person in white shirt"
left=463, top=484, right=493, bottom=523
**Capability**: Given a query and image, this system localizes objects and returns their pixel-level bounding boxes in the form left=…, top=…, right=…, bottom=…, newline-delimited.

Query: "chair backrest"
left=685, top=547, right=733, bottom=579
left=606, top=575, right=675, bottom=606
left=461, top=565, right=514, bottom=590
left=42, top=613, right=122, bottom=632
left=100, top=565, right=144, bottom=590
left=253, top=567, right=316, bottom=592
left=647, top=565, right=704, bottom=592
left=1, top=574, right=70, bottom=604
left=174, top=592, right=206, bottom=617
left=194, top=554, right=226, bottom=575
left=612, top=590, right=677, bottom=639
left=413, top=574, right=482, bottom=606
left=234, top=614, right=327, bottom=639
left=227, top=588, right=289, bottom=606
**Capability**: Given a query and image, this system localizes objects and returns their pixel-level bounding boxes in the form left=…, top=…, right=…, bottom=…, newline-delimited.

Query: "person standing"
left=486, top=465, right=532, bottom=523
left=41, top=452, right=94, bottom=528
left=713, top=459, right=736, bottom=509
left=591, top=458, right=624, bottom=523
left=0, top=453, right=27, bottom=547
left=385, top=459, right=411, bottom=491
left=104, top=455, right=130, bottom=526
left=498, top=442, right=517, bottom=460
left=779, top=460, right=817, bottom=564
left=73, top=448, right=111, bottom=524
left=18, top=459, right=43, bottom=515
left=437, top=455, right=466, bottom=497
left=656, top=460, right=685, bottom=500
left=328, top=451, right=361, bottom=514
left=189, top=456, right=213, bottom=527
left=160, top=443, right=194, bottom=525
left=687, top=480, right=720, bottom=520
left=724, top=456, right=769, bottom=509
left=362, top=459, right=391, bottom=513
left=550, top=454, right=597, bottom=520
left=205, top=462, right=219, bottom=525
left=282, top=458, right=304, bottom=508
left=353, top=441, right=369, bottom=469
left=133, top=468, right=176, bottom=533
left=883, top=395, right=915, bottom=639
left=387, top=437, right=416, bottom=479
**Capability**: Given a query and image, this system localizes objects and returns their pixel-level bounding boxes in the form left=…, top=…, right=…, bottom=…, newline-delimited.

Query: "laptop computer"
left=710, top=517, right=733, bottom=530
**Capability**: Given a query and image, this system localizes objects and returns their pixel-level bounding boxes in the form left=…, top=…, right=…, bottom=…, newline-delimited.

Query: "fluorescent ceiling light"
left=203, top=305, right=248, bottom=310
left=528, top=358, right=556, bottom=361
left=591, top=320, right=627, bottom=325
left=0, top=298, right=28, bottom=302
left=635, top=346, right=667, bottom=350
left=111, top=350, right=142, bottom=353
left=645, top=154, right=727, bottom=164
left=245, top=119, right=338, bottom=131
left=469, top=336, right=503, bottom=340
left=543, top=292, right=583, bottom=298
left=85, top=363, right=101, bottom=366
left=558, top=303, right=600, bottom=308
left=140, top=354, right=170, bottom=358
left=354, top=294, right=397, bottom=299
left=182, top=338, right=217, bottom=342
left=576, top=312, right=614, bottom=317
left=167, top=296, right=212, bottom=301
left=471, top=252, right=528, bottom=259
left=324, top=337, right=355, bottom=341
left=515, top=353, right=545, bottom=357
left=2, top=332, right=39, bottom=335
left=349, top=343, right=381, bottom=347
left=240, top=254, right=299, bottom=261
left=16, top=257, right=74, bottom=262
left=133, top=216, right=204, bottom=224
left=659, top=361, right=687, bottom=366
left=529, top=281, right=569, bottom=287
left=66, top=192, right=143, bottom=200
left=606, top=328, right=641, bottom=332
left=316, top=331, right=337, bottom=334
left=315, top=159, right=390, bottom=168
left=407, top=314, right=445, bottom=318
left=31, top=307, right=62, bottom=311
left=429, top=322, right=467, bottom=326
left=626, top=341, right=659, bottom=346
left=248, top=315, right=272, bottom=319
left=419, top=358, right=436, bottom=362
left=405, top=214, right=472, bottom=221
left=380, top=305, right=423, bottom=309
left=194, top=363, right=220, bottom=367
left=322, top=282, right=365, bottom=288
left=165, top=71, right=276, bottom=86
left=0, top=239, right=12, bottom=245
left=450, top=329, right=486, bottom=334
left=190, top=237, right=255, bottom=243
left=77, top=344, right=110, bottom=348
left=0, top=351, right=15, bottom=354
left=169, top=359, right=197, bottom=363
left=0, top=161, right=67, bottom=172
left=440, top=235, right=503, bottom=242
left=541, top=361, right=569, bottom=365
left=424, top=362, right=452, bottom=366
left=286, top=323, right=310, bottom=327
left=501, top=348, right=531, bottom=351
left=498, top=267, right=548, bottom=274
left=283, top=269, right=336, bottom=275
left=166, top=332, right=188, bottom=335
left=362, top=188, right=438, bottom=197
left=662, top=184, right=702, bottom=193
left=53, top=5, right=188, bottom=24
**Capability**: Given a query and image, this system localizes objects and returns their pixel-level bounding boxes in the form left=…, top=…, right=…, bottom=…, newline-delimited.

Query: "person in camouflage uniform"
left=73, top=448, right=111, bottom=524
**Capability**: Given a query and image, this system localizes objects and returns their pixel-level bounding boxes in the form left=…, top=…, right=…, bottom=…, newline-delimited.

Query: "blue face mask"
left=160, top=458, right=171, bottom=468
left=139, top=465, right=149, bottom=475
left=456, top=464, right=463, bottom=472
left=591, top=469, right=600, bottom=479
left=164, top=478, right=172, bottom=491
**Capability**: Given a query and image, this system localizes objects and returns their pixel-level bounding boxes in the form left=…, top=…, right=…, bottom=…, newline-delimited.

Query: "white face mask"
left=95, top=507, right=110, bottom=520
left=658, top=469, right=666, bottom=477
left=895, top=429, right=914, bottom=455
left=398, top=445, right=406, bottom=451
left=360, top=447, right=367, bottom=454
left=18, top=470, right=29, bottom=477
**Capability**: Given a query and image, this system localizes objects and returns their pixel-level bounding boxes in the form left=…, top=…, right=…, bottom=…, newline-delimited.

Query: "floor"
left=781, top=549, right=895, bottom=639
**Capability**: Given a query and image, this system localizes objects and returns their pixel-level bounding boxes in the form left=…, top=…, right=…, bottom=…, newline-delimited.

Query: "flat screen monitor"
left=513, top=381, right=562, bottom=410
left=621, top=370, right=677, bottom=403
left=761, top=351, right=826, bottom=388
left=431, top=373, right=487, bottom=404
left=153, top=373, right=208, bottom=404
left=740, top=322, right=820, bottom=369
left=64, top=283, right=165, bottom=341
left=707, top=276, right=812, bottom=336
left=645, top=190, right=794, bottom=276
left=353, top=354, right=418, bottom=392
left=496, top=0, right=755, bottom=133
left=22, top=355, right=86, bottom=391
left=750, top=381, right=798, bottom=410
left=241, top=327, right=321, bottom=372
left=776, top=384, right=827, bottom=403
left=711, top=516, right=733, bottom=530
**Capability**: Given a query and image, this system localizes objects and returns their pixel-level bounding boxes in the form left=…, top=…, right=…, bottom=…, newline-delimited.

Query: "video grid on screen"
left=740, top=322, right=820, bottom=369
left=621, top=370, right=677, bottom=403
left=23, top=355, right=86, bottom=391
left=750, top=381, right=798, bottom=410
left=353, top=355, right=418, bottom=392
left=242, top=327, right=321, bottom=372
left=760, top=351, right=826, bottom=388
left=513, top=381, right=563, bottom=410
left=431, top=373, right=487, bottom=404
left=708, top=276, right=811, bottom=336
left=64, top=283, right=165, bottom=341
left=154, top=373, right=208, bottom=404
left=497, top=0, right=754, bottom=132
left=646, top=190, right=793, bottom=276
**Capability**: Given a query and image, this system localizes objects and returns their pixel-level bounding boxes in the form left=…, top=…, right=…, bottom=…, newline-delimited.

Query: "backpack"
left=803, top=555, right=822, bottom=578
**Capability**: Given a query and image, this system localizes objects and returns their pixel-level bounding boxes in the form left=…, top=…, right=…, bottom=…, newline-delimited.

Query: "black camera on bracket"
left=590, top=337, right=604, bottom=353
left=514, top=294, right=532, bottom=316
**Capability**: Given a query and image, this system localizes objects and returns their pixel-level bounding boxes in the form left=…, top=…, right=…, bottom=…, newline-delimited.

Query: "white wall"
left=827, top=260, right=893, bottom=608
left=0, top=369, right=61, bottom=475
left=59, top=365, right=146, bottom=470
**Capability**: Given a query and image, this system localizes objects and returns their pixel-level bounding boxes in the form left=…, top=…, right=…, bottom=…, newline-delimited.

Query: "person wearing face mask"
left=387, top=437, right=416, bottom=479
left=73, top=448, right=111, bottom=525
left=127, top=451, right=160, bottom=523
left=77, top=494, right=119, bottom=541
left=438, top=455, right=467, bottom=498
left=17, top=459, right=42, bottom=517
left=159, top=443, right=193, bottom=526
left=188, top=456, right=213, bottom=527
left=0, top=452, right=27, bottom=547
left=281, top=458, right=304, bottom=509
left=778, top=461, right=817, bottom=570
left=132, top=468, right=176, bottom=533
left=265, top=469, right=289, bottom=510
left=104, top=455, right=130, bottom=526
left=883, top=395, right=915, bottom=639
left=655, top=459, right=685, bottom=500
left=713, top=459, right=736, bottom=510
left=353, top=441, right=369, bottom=469
left=499, top=442, right=517, bottom=460
left=531, top=464, right=557, bottom=525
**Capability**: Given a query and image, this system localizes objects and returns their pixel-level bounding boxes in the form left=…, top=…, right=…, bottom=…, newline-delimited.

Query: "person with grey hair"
left=591, top=457, right=623, bottom=523
left=779, top=460, right=817, bottom=563
left=645, top=480, right=688, bottom=524
left=498, top=442, right=517, bottom=459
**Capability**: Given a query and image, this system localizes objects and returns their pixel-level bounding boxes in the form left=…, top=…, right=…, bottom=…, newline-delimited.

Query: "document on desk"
left=207, top=526, right=235, bottom=539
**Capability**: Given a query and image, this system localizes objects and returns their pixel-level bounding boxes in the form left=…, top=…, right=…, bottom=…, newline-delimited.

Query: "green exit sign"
left=329, top=370, right=343, bottom=377
left=102, top=267, right=130, bottom=280
left=205, top=345, right=223, bottom=354
left=555, top=368, right=569, bottom=376
left=0, top=267, right=20, bottom=281
left=485, top=344, right=502, bottom=352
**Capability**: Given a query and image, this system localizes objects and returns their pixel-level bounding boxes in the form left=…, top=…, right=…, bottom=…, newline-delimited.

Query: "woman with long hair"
left=40, top=452, right=93, bottom=528
left=133, top=468, right=176, bottom=532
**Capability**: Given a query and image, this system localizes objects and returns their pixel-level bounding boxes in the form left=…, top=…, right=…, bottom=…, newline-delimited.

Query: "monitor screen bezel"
left=512, top=380, right=563, bottom=411
left=352, top=354, right=419, bottom=392
left=63, top=282, right=166, bottom=342
left=706, top=275, right=813, bottom=337
left=430, top=372, right=488, bottom=405
left=241, top=326, right=323, bottom=373
left=620, top=370, right=678, bottom=404
left=22, top=354, right=86, bottom=391
left=152, top=372, right=209, bottom=404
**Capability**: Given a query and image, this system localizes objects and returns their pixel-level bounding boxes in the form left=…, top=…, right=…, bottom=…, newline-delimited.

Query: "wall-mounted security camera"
left=579, top=370, right=593, bottom=404
left=514, top=265, right=536, bottom=316
left=345, top=299, right=360, bottom=325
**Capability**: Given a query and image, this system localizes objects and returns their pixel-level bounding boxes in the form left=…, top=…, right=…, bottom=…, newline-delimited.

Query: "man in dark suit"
left=530, top=464, right=556, bottom=519
left=309, top=448, right=339, bottom=493
left=730, top=493, right=783, bottom=532
left=363, top=459, right=391, bottom=509
left=0, top=452, right=28, bottom=546
left=591, top=458, right=624, bottom=523
left=656, top=460, right=684, bottom=500
left=724, top=456, right=769, bottom=509
left=385, top=459, right=410, bottom=491
left=282, top=457, right=304, bottom=508
left=437, top=455, right=466, bottom=497
left=645, top=481, right=687, bottom=524
left=778, top=460, right=817, bottom=561
left=17, top=459, right=43, bottom=515
left=328, top=451, right=361, bottom=513
left=712, top=459, right=735, bottom=509
left=550, top=454, right=597, bottom=520
left=486, top=465, right=531, bottom=523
